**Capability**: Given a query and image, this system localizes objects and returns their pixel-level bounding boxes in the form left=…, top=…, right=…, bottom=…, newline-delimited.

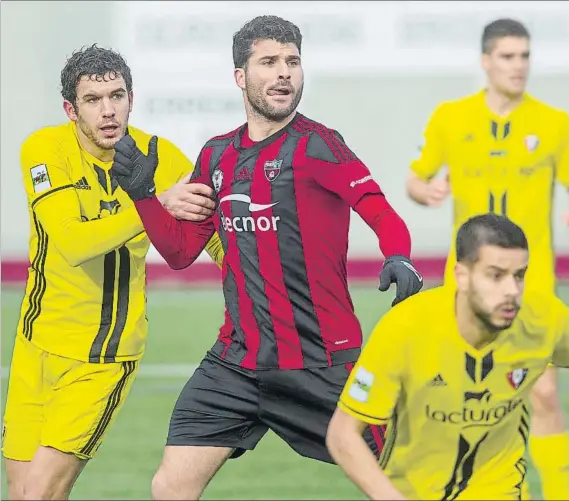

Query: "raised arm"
left=110, top=135, right=216, bottom=270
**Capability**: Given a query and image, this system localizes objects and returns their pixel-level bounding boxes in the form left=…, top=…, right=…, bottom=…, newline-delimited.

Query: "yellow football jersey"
left=411, top=91, right=569, bottom=294
left=339, top=286, right=569, bottom=500
left=18, top=122, right=224, bottom=363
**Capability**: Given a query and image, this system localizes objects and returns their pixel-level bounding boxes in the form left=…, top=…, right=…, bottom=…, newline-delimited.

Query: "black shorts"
left=167, top=352, right=385, bottom=463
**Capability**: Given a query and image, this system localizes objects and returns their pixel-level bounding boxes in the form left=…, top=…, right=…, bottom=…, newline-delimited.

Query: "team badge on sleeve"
left=30, top=164, right=51, bottom=193
left=348, top=366, right=375, bottom=403
left=507, top=368, right=528, bottom=389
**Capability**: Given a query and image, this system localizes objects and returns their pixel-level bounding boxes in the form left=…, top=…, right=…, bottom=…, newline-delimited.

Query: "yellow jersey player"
left=2, top=45, right=223, bottom=500
left=327, top=213, right=569, bottom=500
left=406, top=19, right=569, bottom=499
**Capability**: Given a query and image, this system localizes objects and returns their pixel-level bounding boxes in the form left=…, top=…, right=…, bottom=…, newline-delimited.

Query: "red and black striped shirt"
left=136, top=113, right=411, bottom=370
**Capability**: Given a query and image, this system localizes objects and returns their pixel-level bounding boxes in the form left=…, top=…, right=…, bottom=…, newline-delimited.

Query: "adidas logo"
left=74, top=176, right=91, bottom=190
left=429, top=374, right=447, bottom=387
left=235, top=168, right=252, bottom=181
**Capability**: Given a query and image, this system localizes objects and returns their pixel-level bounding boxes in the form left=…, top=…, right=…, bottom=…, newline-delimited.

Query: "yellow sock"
left=529, top=433, right=569, bottom=500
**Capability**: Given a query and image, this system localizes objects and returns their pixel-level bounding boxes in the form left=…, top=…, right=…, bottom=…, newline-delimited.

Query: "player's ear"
left=454, top=262, right=470, bottom=292
left=234, top=68, right=246, bottom=90
left=128, top=91, right=134, bottom=113
left=63, top=100, right=78, bottom=122
left=481, top=53, right=490, bottom=73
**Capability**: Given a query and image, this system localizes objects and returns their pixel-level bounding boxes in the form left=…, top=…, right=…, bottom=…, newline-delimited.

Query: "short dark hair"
left=456, top=213, right=528, bottom=263
left=232, top=15, right=302, bottom=69
left=481, top=18, right=530, bottom=54
left=60, top=44, right=133, bottom=104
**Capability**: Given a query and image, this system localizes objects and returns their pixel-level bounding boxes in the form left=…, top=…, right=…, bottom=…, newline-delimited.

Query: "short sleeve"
left=409, top=104, right=447, bottom=181
left=338, top=310, right=407, bottom=425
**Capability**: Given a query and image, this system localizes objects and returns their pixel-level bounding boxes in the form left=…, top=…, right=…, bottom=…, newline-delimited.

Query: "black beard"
left=246, top=82, right=303, bottom=122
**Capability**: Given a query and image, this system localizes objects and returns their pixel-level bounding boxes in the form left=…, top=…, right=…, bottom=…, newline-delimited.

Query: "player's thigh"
left=2, top=335, right=45, bottom=462
left=24, top=446, right=87, bottom=500
left=167, top=354, right=267, bottom=458
left=260, top=363, right=385, bottom=463
left=42, top=357, right=139, bottom=459
left=5, top=459, right=30, bottom=500
left=153, top=445, right=234, bottom=499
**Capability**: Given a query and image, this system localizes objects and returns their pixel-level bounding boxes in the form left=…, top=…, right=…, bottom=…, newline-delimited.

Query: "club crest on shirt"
left=30, top=164, right=51, bottom=193
left=212, top=169, right=223, bottom=193
left=524, top=135, right=539, bottom=152
left=507, top=368, right=528, bottom=389
left=264, top=159, right=282, bottom=183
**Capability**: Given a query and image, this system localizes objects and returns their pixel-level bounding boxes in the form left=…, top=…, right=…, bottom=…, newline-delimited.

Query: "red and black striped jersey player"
left=111, top=15, right=423, bottom=500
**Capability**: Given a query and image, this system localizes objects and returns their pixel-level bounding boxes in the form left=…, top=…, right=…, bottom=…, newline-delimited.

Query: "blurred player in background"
left=328, top=214, right=569, bottom=500
left=2, top=45, right=222, bottom=500
left=111, top=15, right=423, bottom=500
left=406, top=19, right=569, bottom=499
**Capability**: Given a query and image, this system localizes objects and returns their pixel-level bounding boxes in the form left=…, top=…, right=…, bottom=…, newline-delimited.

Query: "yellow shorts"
left=2, top=335, right=139, bottom=461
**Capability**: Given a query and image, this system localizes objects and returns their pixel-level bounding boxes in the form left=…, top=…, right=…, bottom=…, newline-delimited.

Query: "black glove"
left=110, top=135, right=158, bottom=201
left=378, top=254, right=423, bottom=306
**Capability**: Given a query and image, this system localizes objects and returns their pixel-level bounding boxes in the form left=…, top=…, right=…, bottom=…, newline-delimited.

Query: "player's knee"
left=21, top=447, right=84, bottom=500
left=151, top=466, right=199, bottom=501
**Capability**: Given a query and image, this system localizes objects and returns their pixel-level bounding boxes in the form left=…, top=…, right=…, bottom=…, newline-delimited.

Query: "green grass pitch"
left=2, top=284, right=568, bottom=499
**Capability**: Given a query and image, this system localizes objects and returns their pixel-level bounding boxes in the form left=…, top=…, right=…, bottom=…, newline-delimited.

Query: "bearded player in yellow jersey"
left=2, top=45, right=223, bottom=500
left=328, top=214, right=569, bottom=500
left=406, top=19, right=569, bottom=499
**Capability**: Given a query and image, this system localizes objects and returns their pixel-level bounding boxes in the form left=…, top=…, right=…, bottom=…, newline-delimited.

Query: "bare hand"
left=425, top=178, right=450, bottom=207
left=159, top=174, right=216, bottom=221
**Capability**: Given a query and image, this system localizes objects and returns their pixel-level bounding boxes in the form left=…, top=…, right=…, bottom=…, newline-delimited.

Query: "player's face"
left=458, top=245, right=528, bottom=332
left=64, top=73, right=133, bottom=151
left=235, top=39, right=304, bottom=122
left=482, top=36, right=530, bottom=97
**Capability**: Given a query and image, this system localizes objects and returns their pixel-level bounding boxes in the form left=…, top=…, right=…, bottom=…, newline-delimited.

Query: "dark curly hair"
left=60, top=44, right=133, bottom=104
left=232, top=15, right=302, bottom=69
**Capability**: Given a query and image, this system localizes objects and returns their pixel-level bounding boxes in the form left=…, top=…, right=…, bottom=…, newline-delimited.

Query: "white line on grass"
left=0, top=363, right=197, bottom=380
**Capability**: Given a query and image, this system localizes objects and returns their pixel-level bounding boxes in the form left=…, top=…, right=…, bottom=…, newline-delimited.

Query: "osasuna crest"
left=212, top=169, right=223, bottom=193
left=524, top=135, right=539, bottom=152
left=264, top=159, right=283, bottom=182
left=507, top=368, right=528, bottom=389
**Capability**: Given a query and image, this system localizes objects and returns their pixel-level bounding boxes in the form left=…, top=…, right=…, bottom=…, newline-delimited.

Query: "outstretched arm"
left=135, top=196, right=214, bottom=270
left=110, top=135, right=217, bottom=270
